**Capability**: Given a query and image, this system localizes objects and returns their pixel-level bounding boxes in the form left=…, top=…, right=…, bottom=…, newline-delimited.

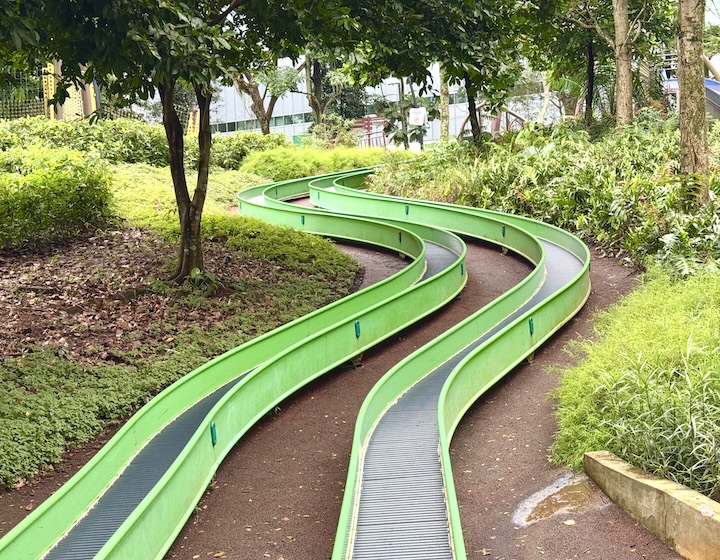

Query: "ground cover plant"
left=551, top=267, right=720, bottom=499
left=0, top=124, right=367, bottom=488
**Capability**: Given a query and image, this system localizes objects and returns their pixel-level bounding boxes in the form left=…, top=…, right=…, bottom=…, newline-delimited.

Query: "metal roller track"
left=349, top=242, right=582, bottom=559
left=41, top=241, right=458, bottom=559
left=44, top=378, right=242, bottom=560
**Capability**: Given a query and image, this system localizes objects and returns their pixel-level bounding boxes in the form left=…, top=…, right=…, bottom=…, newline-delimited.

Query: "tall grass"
left=552, top=268, right=720, bottom=499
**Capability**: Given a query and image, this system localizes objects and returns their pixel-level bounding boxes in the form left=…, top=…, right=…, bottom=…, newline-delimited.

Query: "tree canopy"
left=1, top=0, right=709, bottom=272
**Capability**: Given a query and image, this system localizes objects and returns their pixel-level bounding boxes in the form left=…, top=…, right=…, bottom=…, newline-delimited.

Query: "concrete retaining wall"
left=584, top=451, right=720, bottom=560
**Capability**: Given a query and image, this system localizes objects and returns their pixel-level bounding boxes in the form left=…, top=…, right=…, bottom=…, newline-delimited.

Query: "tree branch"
left=564, top=14, right=615, bottom=49
left=210, top=0, right=247, bottom=26
left=628, top=3, right=649, bottom=44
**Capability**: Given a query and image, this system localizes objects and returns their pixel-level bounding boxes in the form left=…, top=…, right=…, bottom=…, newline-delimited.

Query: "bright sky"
left=709, top=2, right=720, bottom=26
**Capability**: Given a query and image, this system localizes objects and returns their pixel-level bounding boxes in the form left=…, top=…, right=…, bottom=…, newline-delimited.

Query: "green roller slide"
left=0, top=168, right=589, bottom=560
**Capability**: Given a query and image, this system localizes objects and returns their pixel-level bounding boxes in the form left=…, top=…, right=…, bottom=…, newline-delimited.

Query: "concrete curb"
left=584, top=451, right=720, bottom=560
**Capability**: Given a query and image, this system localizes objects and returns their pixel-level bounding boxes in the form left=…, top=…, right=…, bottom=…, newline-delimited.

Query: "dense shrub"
left=0, top=116, right=169, bottom=166
left=371, top=111, right=719, bottom=274
left=210, top=131, right=289, bottom=169
left=239, top=146, right=385, bottom=181
left=0, top=146, right=113, bottom=249
left=0, top=118, right=296, bottom=170
left=552, top=268, right=720, bottom=499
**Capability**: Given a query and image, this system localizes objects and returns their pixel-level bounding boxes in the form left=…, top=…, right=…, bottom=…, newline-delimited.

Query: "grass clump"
left=0, top=145, right=113, bottom=249
left=552, top=267, right=720, bottom=499
left=239, top=146, right=385, bottom=181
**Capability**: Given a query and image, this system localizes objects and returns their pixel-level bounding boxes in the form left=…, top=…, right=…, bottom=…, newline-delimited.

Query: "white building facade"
left=209, top=63, right=556, bottom=143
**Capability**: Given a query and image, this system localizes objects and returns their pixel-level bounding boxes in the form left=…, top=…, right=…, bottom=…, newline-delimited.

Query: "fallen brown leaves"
left=0, top=229, right=277, bottom=363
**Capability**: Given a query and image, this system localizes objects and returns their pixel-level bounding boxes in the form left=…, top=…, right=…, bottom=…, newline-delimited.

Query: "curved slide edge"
left=317, top=184, right=590, bottom=559
left=98, top=174, right=466, bottom=559
left=0, top=171, right=462, bottom=559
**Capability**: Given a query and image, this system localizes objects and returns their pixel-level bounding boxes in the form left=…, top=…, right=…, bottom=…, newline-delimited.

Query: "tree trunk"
left=159, top=81, right=207, bottom=283
left=678, top=0, right=709, bottom=195
left=538, top=75, right=551, bottom=124
left=235, top=76, right=278, bottom=135
left=586, top=35, right=595, bottom=126
left=439, top=63, right=450, bottom=140
left=574, top=97, right=584, bottom=117
left=394, top=79, right=409, bottom=150
left=613, top=0, right=634, bottom=125
left=305, top=58, right=326, bottom=124
left=465, top=74, right=482, bottom=145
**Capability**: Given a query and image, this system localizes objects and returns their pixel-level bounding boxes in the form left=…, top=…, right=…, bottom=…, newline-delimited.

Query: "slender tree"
left=439, top=63, right=450, bottom=139
left=235, top=64, right=301, bottom=134
left=612, top=0, right=634, bottom=124
left=35, top=0, right=353, bottom=281
left=561, top=0, right=675, bottom=125
left=678, top=0, right=709, bottom=188
left=585, top=34, right=595, bottom=125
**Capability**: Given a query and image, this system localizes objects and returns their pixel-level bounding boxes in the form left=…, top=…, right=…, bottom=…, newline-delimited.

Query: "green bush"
left=371, top=112, right=719, bottom=274
left=211, top=131, right=289, bottom=169
left=0, top=116, right=169, bottom=166
left=0, top=145, right=113, bottom=249
left=0, top=118, right=298, bottom=169
left=239, top=146, right=385, bottom=181
left=552, top=268, right=720, bottom=499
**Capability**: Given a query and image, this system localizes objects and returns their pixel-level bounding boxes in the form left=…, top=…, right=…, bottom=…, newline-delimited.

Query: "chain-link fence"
left=0, top=67, right=47, bottom=119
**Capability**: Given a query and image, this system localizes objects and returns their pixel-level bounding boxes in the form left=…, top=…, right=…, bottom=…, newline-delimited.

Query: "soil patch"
left=0, top=229, right=299, bottom=363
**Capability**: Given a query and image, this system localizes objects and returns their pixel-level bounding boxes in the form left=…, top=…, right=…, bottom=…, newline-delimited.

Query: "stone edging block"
left=584, top=450, right=720, bottom=560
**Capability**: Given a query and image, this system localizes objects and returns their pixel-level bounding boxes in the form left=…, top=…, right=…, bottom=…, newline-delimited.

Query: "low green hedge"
left=0, top=145, right=113, bottom=249
left=0, top=117, right=292, bottom=169
left=200, top=131, right=289, bottom=170
left=239, top=146, right=385, bottom=181
left=0, top=116, right=169, bottom=166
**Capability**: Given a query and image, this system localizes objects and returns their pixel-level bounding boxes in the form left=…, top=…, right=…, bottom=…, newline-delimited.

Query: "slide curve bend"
left=0, top=168, right=589, bottom=560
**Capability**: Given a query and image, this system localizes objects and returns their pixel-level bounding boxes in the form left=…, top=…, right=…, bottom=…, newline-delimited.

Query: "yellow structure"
left=42, top=62, right=98, bottom=121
